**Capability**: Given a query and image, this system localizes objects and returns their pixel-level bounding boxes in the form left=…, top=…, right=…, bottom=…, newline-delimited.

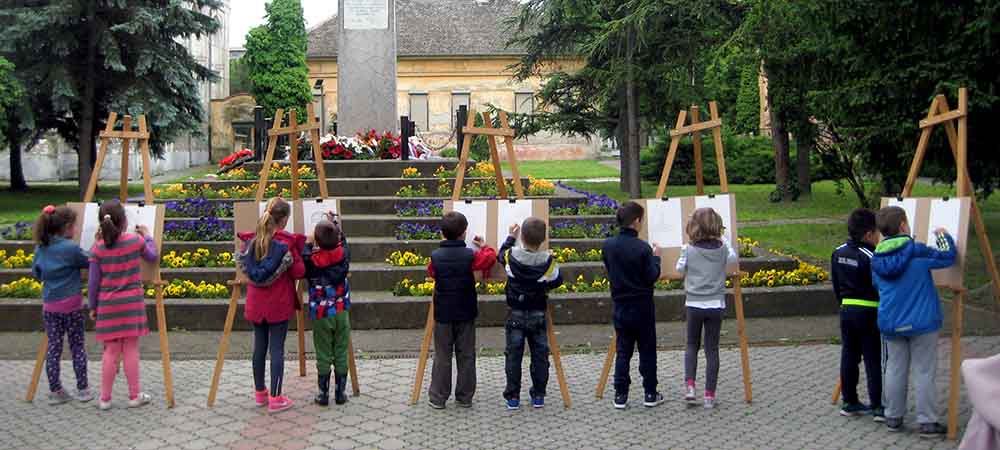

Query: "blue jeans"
left=503, top=309, right=549, bottom=400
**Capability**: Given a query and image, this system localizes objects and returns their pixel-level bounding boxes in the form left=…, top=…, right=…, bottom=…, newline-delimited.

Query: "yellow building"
left=306, top=0, right=596, bottom=159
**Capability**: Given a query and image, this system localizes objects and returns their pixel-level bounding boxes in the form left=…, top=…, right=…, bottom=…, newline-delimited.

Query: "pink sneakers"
left=255, top=389, right=268, bottom=407
left=268, top=395, right=293, bottom=413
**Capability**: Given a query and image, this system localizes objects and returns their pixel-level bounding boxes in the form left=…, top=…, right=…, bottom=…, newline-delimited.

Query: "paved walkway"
left=6, top=336, right=998, bottom=450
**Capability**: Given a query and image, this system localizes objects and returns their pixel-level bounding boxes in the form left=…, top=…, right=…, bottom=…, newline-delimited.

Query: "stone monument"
left=337, top=0, right=398, bottom=135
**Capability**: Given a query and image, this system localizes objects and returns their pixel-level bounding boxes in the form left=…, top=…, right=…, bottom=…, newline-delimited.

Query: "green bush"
left=440, top=148, right=458, bottom=158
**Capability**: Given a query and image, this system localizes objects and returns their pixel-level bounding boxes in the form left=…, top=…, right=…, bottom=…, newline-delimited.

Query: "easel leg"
left=733, top=276, right=753, bottom=403
left=947, top=290, right=964, bottom=440
left=545, top=305, right=571, bottom=408
left=297, top=308, right=307, bottom=377
left=207, top=284, right=240, bottom=407
left=595, top=331, right=616, bottom=399
left=410, top=303, right=435, bottom=405
left=831, top=377, right=842, bottom=405
left=154, top=284, right=175, bottom=408
left=347, top=336, right=360, bottom=396
left=25, top=335, right=48, bottom=402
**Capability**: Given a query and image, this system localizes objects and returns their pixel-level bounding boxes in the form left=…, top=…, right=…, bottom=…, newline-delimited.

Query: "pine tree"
left=244, top=0, right=312, bottom=121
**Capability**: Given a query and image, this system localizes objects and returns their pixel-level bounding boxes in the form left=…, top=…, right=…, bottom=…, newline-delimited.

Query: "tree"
left=230, top=57, right=253, bottom=95
left=0, top=56, right=27, bottom=191
left=244, top=0, right=312, bottom=120
left=0, top=1, right=222, bottom=197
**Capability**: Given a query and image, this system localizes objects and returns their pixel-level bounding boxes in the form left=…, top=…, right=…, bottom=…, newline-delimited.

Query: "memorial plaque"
left=344, top=0, right=389, bottom=30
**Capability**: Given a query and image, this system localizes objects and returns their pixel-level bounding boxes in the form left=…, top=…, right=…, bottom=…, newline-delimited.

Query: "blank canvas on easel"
left=639, top=194, right=739, bottom=280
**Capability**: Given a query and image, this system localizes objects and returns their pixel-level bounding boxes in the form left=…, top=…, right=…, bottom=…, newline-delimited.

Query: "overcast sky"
left=229, top=0, right=338, bottom=48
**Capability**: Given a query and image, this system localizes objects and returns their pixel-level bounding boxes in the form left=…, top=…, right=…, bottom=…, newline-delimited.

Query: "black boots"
left=334, top=374, right=348, bottom=405
left=314, top=373, right=330, bottom=406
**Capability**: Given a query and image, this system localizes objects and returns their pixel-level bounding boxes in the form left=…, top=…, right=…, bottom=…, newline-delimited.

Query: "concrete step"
left=0, top=284, right=837, bottom=330
left=159, top=196, right=587, bottom=216
left=241, top=159, right=459, bottom=179
left=177, top=177, right=533, bottom=198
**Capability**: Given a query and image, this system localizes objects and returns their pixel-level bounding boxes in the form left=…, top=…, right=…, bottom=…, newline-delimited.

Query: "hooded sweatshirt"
left=497, top=236, right=563, bottom=311
left=675, top=239, right=738, bottom=309
left=871, top=234, right=956, bottom=337
left=303, top=239, right=350, bottom=320
left=238, top=230, right=306, bottom=324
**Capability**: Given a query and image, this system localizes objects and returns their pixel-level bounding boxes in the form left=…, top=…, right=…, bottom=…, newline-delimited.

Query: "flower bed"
left=385, top=250, right=430, bottom=267
left=395, top=200, right=443, bottom=217
left=551, top=221, right=616, bottom=239
left=164, top=218, right=233, bottom=242
left=165, top=198, right=233, bottom=218
left=220, top=163, right=316, bottom=181
left=395, top=185, right=430, bottom=198
left=0, top=277, right=41, bottom=297
left=392, top=274, right=614, bottom=297
left=0, top=222, right=31, bottom=241
left=395, top=223, right=440, bottom=241
left=553, top=182, right=618, bottom=215
left=146, top=280, right=229, bottom=299
left=161, top=249, right=234, bottom=268
left=0, top=249, right=33, bottom=268
left=319, top=130, right=414, bottom=160
left=401, top=167, right=422, bottom=179
left=551, top=247, right=602, bottom=263
left=155, top=182, right=310, bottom=200
left=737, top=237, right=758, bottom=258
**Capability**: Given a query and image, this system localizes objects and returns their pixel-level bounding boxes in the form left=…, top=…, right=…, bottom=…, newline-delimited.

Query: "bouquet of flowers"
left=217, top=149, right=254, bottom=174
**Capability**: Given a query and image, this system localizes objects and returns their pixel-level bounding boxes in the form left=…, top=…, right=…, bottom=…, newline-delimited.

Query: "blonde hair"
left=686, top=207, right=724, bottom=243
left=253, top=197, right=290, bottom=261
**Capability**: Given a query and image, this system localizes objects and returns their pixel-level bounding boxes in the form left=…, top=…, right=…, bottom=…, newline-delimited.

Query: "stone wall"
left=209, top=94, right=257, bottom=161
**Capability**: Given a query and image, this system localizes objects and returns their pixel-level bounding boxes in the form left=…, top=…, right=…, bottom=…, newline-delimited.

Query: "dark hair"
left=876, top=206, right=908, bottom=237
left=99, top=200, right=127, bottom=247
left=34, top=206, right=77, bottom=246
left=314, top=219, right=343, bottom=250
left=686, top=208, right=724, bottom=242
left=848, top=208, right=877, bottom=242
left=616, top=201, right=645, bottom=228
left=441, top=211, right=468, bottom=241
left=254, top=197, right=290, bottom=261
left=520, top=217, right=547, bottom=248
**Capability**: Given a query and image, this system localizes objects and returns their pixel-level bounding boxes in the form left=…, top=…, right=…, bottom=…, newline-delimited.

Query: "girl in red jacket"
left=237, top=198, right=305, bottom=413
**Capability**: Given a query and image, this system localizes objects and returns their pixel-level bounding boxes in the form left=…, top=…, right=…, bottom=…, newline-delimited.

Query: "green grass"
left=0, top=184, right=145, bottom=224
left=743, top=224, right=843, bottom=264
left=501, top=160, right=619, bottom=180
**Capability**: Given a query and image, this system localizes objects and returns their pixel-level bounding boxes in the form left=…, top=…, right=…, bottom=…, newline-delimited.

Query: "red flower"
left=343, top=150, right=354, bottom=159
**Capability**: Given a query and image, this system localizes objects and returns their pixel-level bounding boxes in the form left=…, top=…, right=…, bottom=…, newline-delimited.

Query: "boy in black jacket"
left=831, top=208, right=883, bottom=420
left=426, top=211, right=496, bottom=409
left=498, top=217, right=564, bottom=410
left=602, top=201, right=663, bottom=409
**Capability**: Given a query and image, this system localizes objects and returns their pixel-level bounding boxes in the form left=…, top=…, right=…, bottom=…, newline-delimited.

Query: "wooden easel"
left=594, top=102, right=753, bottom=404
left=207, top=104, right=359, bottom=407
left=408, top=109, right=573, bottom=408
left=25, top=113, right=176, bottom=408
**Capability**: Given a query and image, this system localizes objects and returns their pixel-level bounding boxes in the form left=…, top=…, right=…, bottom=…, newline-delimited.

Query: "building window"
left=515, top=92, right=535, bottom=116
left=409, top=93, right=429, bottom=132
left=313, top=80, right=325, bottom=132
left=452, top=92, right=471, bottom=127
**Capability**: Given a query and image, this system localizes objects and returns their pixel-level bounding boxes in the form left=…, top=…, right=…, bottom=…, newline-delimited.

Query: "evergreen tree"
left=0, top=56, right=27, bottom=191
left=244, top=0, right=312, bottom=121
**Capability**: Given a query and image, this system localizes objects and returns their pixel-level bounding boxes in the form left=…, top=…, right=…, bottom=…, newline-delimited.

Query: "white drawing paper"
left=259, top=202, right=296, bottom=234
left=79, top=203, right=100, bottom=251
left=646, top=198, right=684, bottom=248
left=125, top=204, right=158, bottom=239
left=695, top=194, right=735, bottom=244
left=497, top=200, right=535, bottom=247
left=301, top=199, right=339, bottom=237
left=886, top=198, right=918, bottom=237
left=452, top=201, right=488, bottom=249
left=927, top=198, right=962, bottom=250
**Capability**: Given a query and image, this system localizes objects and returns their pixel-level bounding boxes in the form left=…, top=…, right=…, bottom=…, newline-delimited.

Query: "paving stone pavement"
left=5, top=336, right=998, bottom=450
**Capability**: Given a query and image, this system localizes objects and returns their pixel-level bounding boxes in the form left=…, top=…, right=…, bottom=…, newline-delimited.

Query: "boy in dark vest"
left=602, top=201, right=664, bottom=409
left=426, top=211, right=496, bottom=409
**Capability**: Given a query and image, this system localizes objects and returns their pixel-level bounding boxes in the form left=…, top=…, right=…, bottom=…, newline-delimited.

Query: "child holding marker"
left=602, top=201, right=664, bottom=409
left=88, top=200, right=159, bottom=410
left=498, top=217, right=563, bottom=410
left=237, top=198, right=305, bottom=413
left=304, top=213, right=352, bottom=406
left=871, top=206, right=955, bottom=437
left=32, top=205, right=93, bottom=405
left=676, top=208, right=737, bottom=409
left=426, top=211, right=496, bottom=409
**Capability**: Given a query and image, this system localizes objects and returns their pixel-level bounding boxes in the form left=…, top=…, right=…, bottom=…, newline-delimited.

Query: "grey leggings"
left=685, top=307, right=723, bottom=392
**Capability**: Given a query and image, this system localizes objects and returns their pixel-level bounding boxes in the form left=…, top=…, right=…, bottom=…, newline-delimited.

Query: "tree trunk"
left=617, top=88, right=630, bottom=193
left=796, top=135, right=812, bottom=197
left=7, top=123, right=27, bottom=191
left=78, top=1, right=98, bottom=199
left=624, top=26, right=641, bottom=199
left=764, top=65, right=791, bottom=201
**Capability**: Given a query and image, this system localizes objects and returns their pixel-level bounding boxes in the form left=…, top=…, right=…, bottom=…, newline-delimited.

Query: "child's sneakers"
left=427, top=399, right=446, bottom=410
left=531, top=396, right=544, bottom=409
left=268, top=395, right=293, bottom=413
left=839, top=402, right=871, bottom=417
left=75, top=388, right=94, bottom=403
left=684, top=384, right=697, bottom=404
left=506, top=398, right=520, bottom=410
left=613, top=391, right=628, bottom=410
left=886, top=417, right=904, bottom=432
left=871, top=406, right=886, bottom=423
left=919, top=422, right=947, bottom=439
left=255, top=389, right=268, bottom=407
left=643, top=392, right=664, bottom=408
left=47, top=389, right=71, bottom=405
left=98, top=399, right=112, bottom=411
left=127, top=393, right=152, bottom=408
left=703, top=392, right=716, bottom=409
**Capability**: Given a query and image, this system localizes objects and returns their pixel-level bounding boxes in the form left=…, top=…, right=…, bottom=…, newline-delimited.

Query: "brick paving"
left=6, top=336, right=998, bottom=450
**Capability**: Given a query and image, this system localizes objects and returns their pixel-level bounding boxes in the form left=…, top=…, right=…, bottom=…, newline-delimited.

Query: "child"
left=304, top=214, right=351, bottom=406
left=602, top=201, right=663, bottom=409
left=871, top=206, right=956, bottom=437
left=237, top=198, right=305, bottom=413
left=675, top=208, right=737, bottom=409
left=831, top=208, right=883, bottom=420
left=426, top=211, right=496, bottom=409
left=498, top=217, right=563, bottom=410
left=88, top=200, right=158, bottom=410
left=32, top=205, right=92, bottom=405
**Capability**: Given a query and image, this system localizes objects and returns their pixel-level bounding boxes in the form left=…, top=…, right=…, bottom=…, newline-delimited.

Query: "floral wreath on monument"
left=319, top=129, right=431, bottom=161
left=217, top=149, right=254, bottom=174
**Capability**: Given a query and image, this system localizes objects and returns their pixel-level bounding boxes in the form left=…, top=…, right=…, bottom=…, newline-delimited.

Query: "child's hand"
left=509, top=224, right=520, bottom=238
left=135, top=224, right=150, bottom=237
left=89, top=310, right=96, bottom=321
left=933, top=227, right=949, bottom=235
left=306, top=233, right=315, bottom=245
left=652, top=244, right=663, bottom=257
left=472, top=236, right=485, bottom=248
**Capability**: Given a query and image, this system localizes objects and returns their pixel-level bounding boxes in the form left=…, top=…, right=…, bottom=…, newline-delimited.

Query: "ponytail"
left=252, top=197, right=290, bottom=261
left=34, top=205, right=77, bottom=247
left=98, top=200, right=127, bottom=247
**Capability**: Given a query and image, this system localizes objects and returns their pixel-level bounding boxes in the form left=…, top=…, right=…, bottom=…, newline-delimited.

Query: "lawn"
left=0, top=184, right=145, bottom=224
left=501, top=160, right=619, bottom=180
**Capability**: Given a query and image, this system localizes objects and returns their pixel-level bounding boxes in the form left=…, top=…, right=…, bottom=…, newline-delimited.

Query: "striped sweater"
left=88, top=233, right=158, bottom=342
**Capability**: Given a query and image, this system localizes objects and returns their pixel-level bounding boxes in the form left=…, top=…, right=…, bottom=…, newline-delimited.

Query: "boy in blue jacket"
left=871, top=206, right=956, bottom=438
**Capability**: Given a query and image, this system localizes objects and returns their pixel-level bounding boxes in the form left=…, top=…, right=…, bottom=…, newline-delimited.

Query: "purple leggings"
left=44, top=311, right=88, bottom=393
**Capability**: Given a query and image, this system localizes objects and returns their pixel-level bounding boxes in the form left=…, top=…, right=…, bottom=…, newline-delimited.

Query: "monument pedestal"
left=337, top=0, right=398, bottom=136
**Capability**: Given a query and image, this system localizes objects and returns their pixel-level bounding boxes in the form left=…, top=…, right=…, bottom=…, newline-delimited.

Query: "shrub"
left=440, top=148, right=458, bottom=158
